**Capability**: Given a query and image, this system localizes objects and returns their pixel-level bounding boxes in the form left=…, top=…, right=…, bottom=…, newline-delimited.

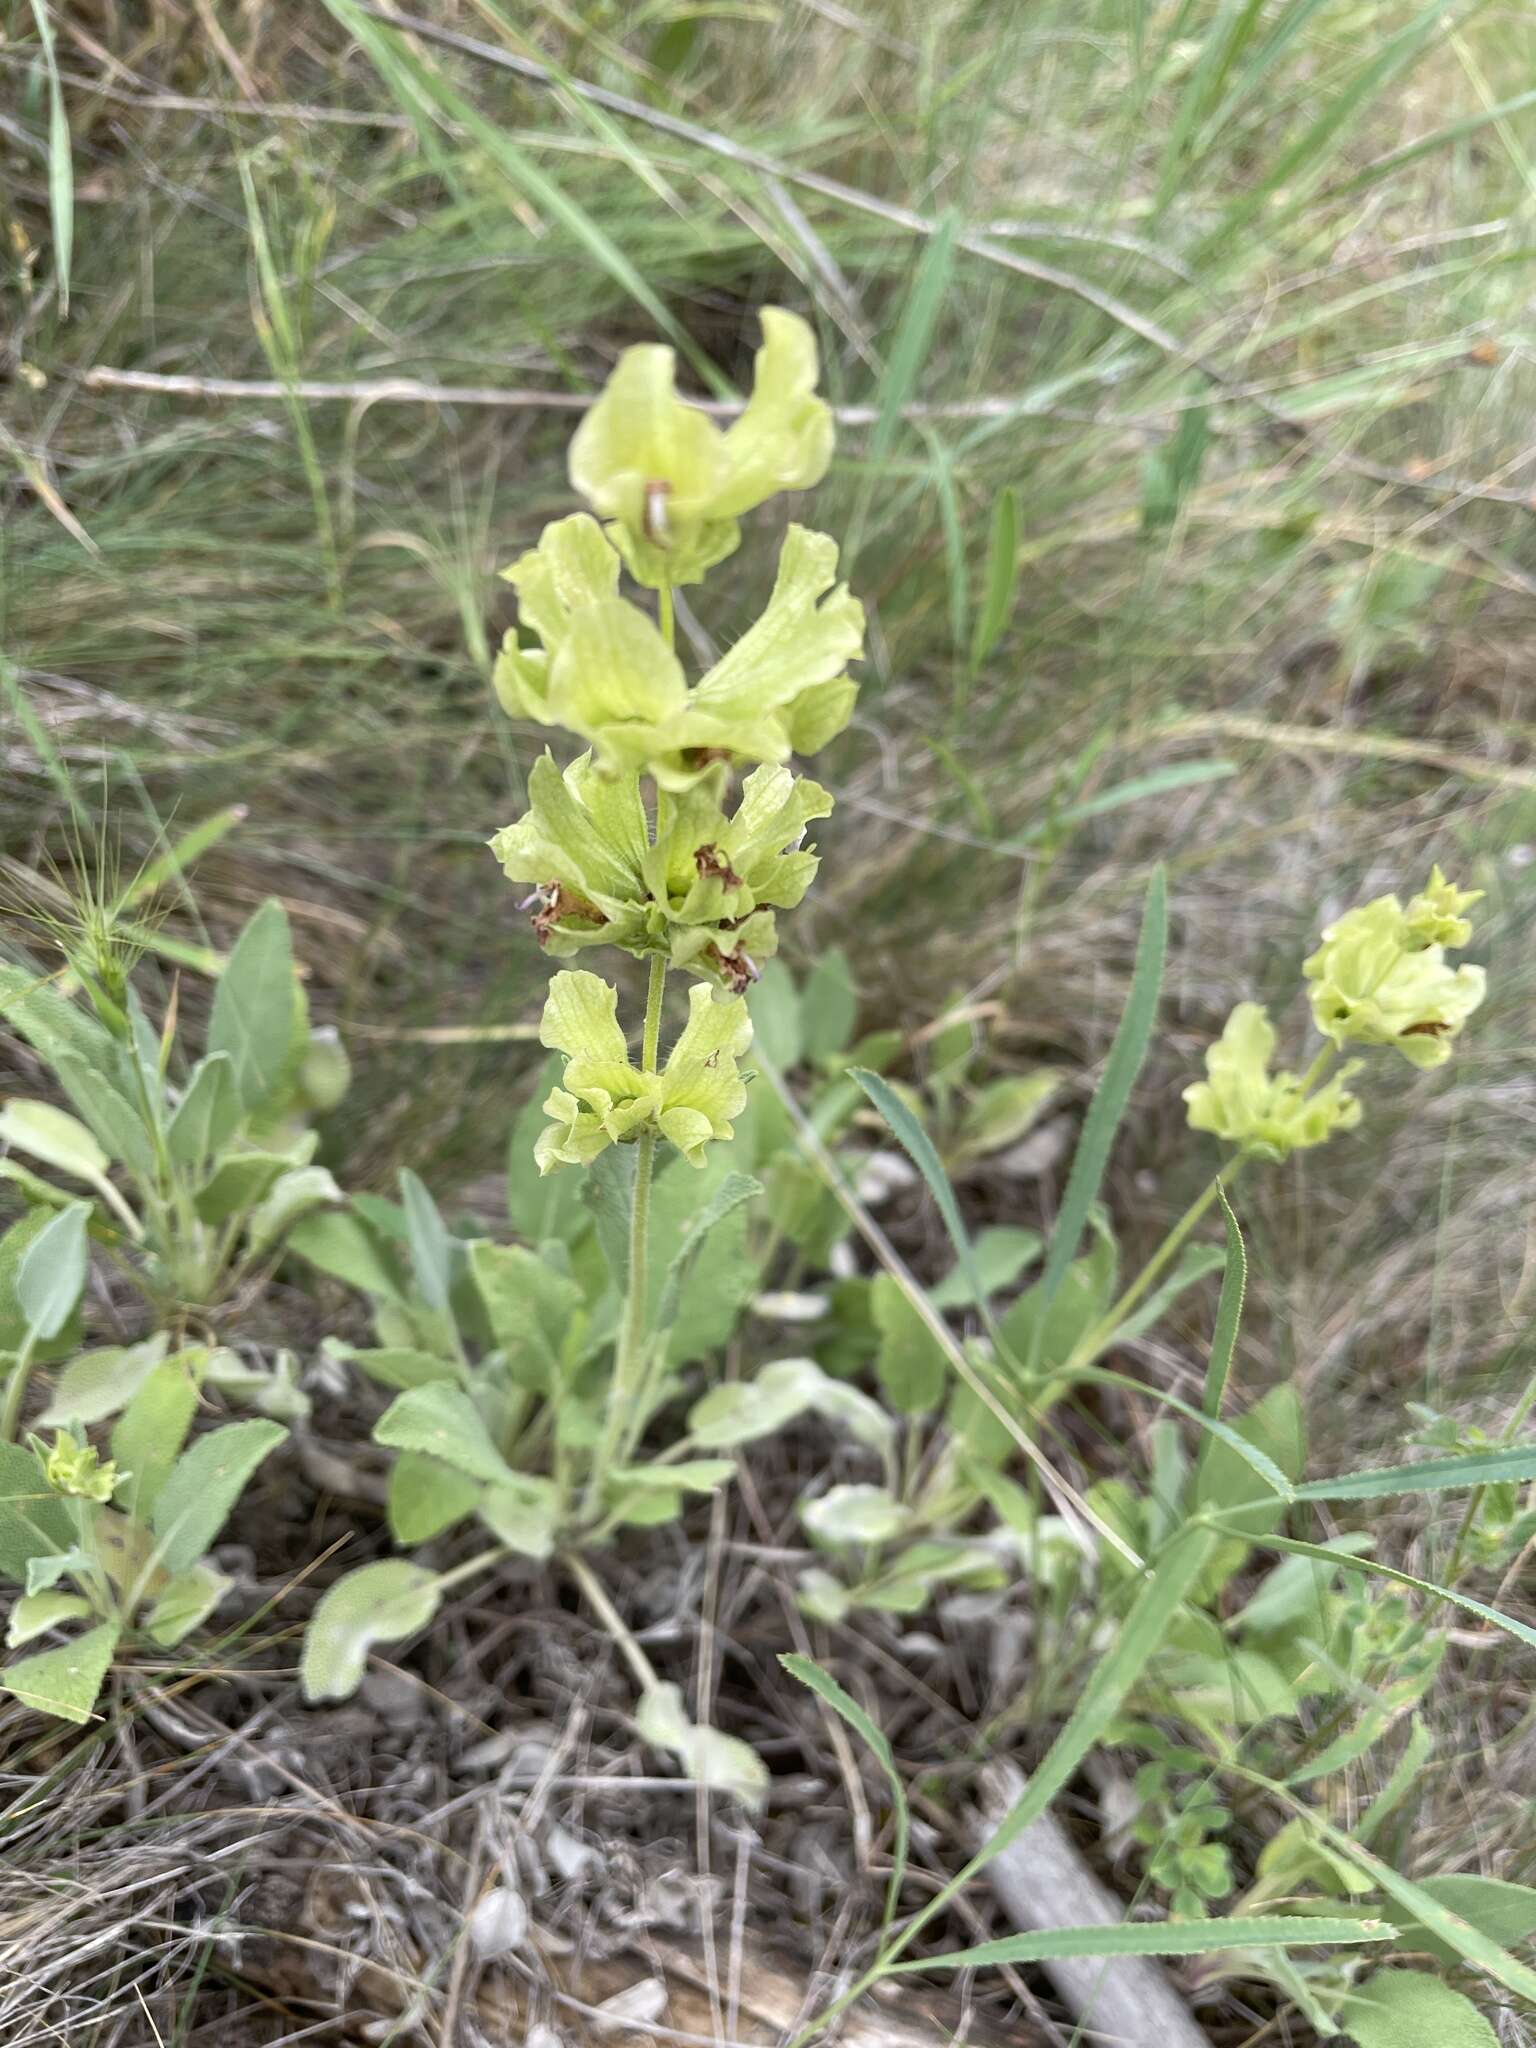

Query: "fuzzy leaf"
left=477, top=1475, right=560, bottom=1559
left=167, top=1053, right=242, bottom=1168
left=0, top=1442, right=73, bottom=1582
left=0, top=1100, right=109, bottom=1185
left=111, top=1359, right=201, bottom=1519
left=301, top=1561, right=442, bottom=1703
left=150, top=1419, right=285, bottom=1575
left=6, top=1587, right=92, bottom=1647
left=37, top=1333, right=170, bottom=1428
left=1346, top=1970, right=1497, bottom=2048
left=2, top=1620, right=119, bottom=1724
left=17, top=1201, right=90, bottom=1342
left=374, top=1384, right=514, bottom=1486
left=144, top=1562, right=232, bottom=1646
left=387, top=1451, right=481, bottom=1545
left=208, top=899, right=296, bottom=1110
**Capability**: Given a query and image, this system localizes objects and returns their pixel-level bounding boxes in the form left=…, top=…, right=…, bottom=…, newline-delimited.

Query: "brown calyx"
left=532, top=883, right=606, bottom=947
left=694, top=842, right=745, bottom=890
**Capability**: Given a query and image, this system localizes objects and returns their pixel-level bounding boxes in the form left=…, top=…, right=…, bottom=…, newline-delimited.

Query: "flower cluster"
left=490, top=310, right=861, bottom=1171
left=1185, top=869, right=1485, bottom=1158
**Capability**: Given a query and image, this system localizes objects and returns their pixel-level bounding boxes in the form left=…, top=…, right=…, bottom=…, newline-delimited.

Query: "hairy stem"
left=0, top=1331, right=40, bottom=1443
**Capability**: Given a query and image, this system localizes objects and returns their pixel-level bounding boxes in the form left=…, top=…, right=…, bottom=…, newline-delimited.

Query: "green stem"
left=1065, top=1165, right=1238, bottom=1374
left=565, top=1549, right=660, bottom=1693
left=1, top=1331, right=39, bottom=1443
left=657, top=581, right=675, bottom=651
left=588, top=951, right=668, bottom=1509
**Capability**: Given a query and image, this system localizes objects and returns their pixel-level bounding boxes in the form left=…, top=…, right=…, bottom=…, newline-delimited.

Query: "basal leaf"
left=207, top=899, right=296, bottom=1111
left=2, top=1620, right=119, bottom=1724
left=301, top=1560, right=442, bottom=1703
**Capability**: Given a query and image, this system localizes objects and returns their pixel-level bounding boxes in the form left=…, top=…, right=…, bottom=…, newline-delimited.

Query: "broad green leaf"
left=1346, top=1969, right=1498, bottom=2048
left=1234, top=1534, right=1374, bottom=1637
left=194, top=1151, right=289, bottom=1225
left=111, top=1358, right=201, bottom=1518
left=167, top=1053, right=241, bottom=1168
left=145, top=1562, right=232, bottom=1646
left=802, top=1484, right=911, bottom=1547
left=929, top=1226, right=1042, bottom=1309
left=584, top=1144, right=636, bottom=1292
left=1308, top=1834, right=1536, bottom=2006
left=650, top=1155, right=762, bottom=1367
left=1294, top=1443, right=1536, bottom=1503
left=0, top=1208, right=80, bottom=1357
left=0, top=1441, right=72, bottom=1581
left=0, top=961, right=117, bottom=1074
left=52, top=1053, right=156, bottom=1181
left=374, top=1384, right=513, bottom=1486
left=782, top=1651, right=909, bottom=1936
left=747, top=959, right=802, bottom=1069
left=288, top=1208, right=405, bottom=1299
left=478, top=1474, right=560, bottom=1559
left=400, top=1168, right=453, bottom=1314
left=0, top=1100, right=108, bottom=1184
left=208, top=899, right=295, bottom=1111
left=801, top=949, right=859, bottom=1063
left=6, top=1587, right=91, bottom=1647
left=891, top=1914, right=1393, bottom=1974
left=870, top=1272, right=946, bottom=1414
left=635, top=1681, right=769, bottom=1809
left=1000, top=1208, right=1117, bottom=1381
left=150, top=1419, right=285, bottom=1574
left=329, top=1343, right=457, bottom=1392
left=1195, top=1384, right=1305, bottom=1539
left=507, top=1055, right=587, bottom=1245
left=2, top=1620, right=119, bottom=1724
left=1029, top=866, right=1166, bottom=1373
left=387, top=1451, right=480, bottom=1544
left=470, top=1241, right=582, bottom=1394
left=17, top=1201, right=90, bottom=1342
left=301, top=1560, right=442, bottom=1702
left=1390, top=1876, right=1536, bottom=1969
left=653, top=1170, right=762, bottom=1338
left=37, top=1333, right=170, bottom=1427
left=247, top=1164, right=340, bottom=1256
left=1252, top=1534, right=1536, bottom=1655
left=952, top=1073, right=1060, bottom=1165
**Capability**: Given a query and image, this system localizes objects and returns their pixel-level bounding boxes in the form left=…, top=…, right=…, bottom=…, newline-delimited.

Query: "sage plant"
left=490, top=308, right=861, bottom=1494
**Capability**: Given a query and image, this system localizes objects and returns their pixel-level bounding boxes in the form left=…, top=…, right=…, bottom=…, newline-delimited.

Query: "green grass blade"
left=1293, top=1443, right=1536, bottom=1503
left=320, top=0, right=718, bottom=389
left=1201, top=1186, right=1247, bottom=1421
left=889, top=1526, right=1215, bottom=1962
left=27, top=1, right=72, bottom=318
left=1242, top=1534, right=1536, bottom=1654
left=889, top=1914, right=1396, bottom=1973
left=1028, top=866, right=1167, bottom=1373
left=111, top=808, right=246, bottom=918
left=781, top=1653, right=910, bottom=1941
left=1005, top=762, right=1237, bottom=847
left=968, top=484, right=1020, bottom=678
left=1299, top=1821, right=1536, bottom=2005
